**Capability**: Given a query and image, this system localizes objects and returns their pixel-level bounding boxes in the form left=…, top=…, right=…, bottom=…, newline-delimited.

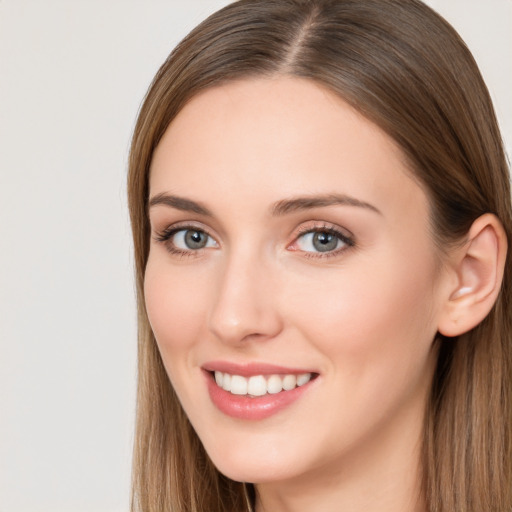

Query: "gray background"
left=1, top=1, right=510, bottom=511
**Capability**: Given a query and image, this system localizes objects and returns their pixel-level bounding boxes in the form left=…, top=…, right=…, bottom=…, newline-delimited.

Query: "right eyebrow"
left=148, top=193, right=213, bottom=216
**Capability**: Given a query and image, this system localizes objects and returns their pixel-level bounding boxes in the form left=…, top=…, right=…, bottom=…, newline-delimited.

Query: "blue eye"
left=295, top=230, right=351, bottom=254
left=172, top=229, right=217, bottom=250
left=155, top=226, right=218, bottom=255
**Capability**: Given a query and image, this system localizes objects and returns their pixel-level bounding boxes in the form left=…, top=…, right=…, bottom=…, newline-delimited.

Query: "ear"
left=437, top=213, right=507, bottom=337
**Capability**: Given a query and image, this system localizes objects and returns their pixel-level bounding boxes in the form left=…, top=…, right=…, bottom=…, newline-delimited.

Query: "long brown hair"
left=127, top=1, right=512, bottom=510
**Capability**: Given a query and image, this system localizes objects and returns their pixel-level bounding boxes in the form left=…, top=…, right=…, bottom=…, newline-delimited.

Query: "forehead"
left=149, top=77, right=427, bottom=226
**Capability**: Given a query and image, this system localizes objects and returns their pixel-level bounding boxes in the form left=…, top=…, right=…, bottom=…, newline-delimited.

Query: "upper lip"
left=202, top=361, right=317, bottom=377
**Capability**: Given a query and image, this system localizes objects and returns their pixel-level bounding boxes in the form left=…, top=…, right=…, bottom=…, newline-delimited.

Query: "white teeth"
left=230, top=375, right=248, bottom=395
left=282, top=374, right=297, bottom=391
left=213, top=371, right=313, bottom=396
left=267, top=375, right=283, bottom=394
left=297, top=373, right=312, bottom=386
left=222, top=373, right=231, bottom=391
left=247, top=375, right=267, bottom=396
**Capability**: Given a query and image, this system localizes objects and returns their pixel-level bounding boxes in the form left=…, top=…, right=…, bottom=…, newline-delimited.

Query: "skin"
left=144, top=77, right=456, bottom=512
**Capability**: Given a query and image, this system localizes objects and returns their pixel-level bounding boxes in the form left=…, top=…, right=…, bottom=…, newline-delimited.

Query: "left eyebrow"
left=271, top=194, right=382, bottom=216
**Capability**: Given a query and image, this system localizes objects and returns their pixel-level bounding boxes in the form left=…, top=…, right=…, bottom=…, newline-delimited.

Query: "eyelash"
left=291, top=222, right=355, bottom=259
left=153, top=222, right=355, bottom=259
left=154, top=223, right=214, bottom=258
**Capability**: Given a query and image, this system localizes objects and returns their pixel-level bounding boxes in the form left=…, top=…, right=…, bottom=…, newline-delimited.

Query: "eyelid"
left=153, top=221, right=219, bottom=257
left=293, top=221, right=354, bottom=239
left=288, top=221, right=355, bottom=258
left=153, top=219, right=215, bottom=238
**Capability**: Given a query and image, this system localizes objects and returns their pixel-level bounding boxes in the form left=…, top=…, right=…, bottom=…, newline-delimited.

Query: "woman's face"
left=145, top=78, right=451, bottom=486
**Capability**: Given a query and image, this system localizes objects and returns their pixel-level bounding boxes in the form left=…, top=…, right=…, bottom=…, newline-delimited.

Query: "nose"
left=208, top=250, right=283, bottom=345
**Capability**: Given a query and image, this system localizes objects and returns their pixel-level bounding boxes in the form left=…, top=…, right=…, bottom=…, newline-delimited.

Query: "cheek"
left=278, top=255, right=441, bottom=449
left=144, top=256, right=208, bottom=356
left=283, top=250, right=440, bottom=375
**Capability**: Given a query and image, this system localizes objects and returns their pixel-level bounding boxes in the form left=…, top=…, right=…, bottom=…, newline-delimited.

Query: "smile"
left=203, top=365, right=318, bottom=420
left=214, top=371, right=313, bottom=396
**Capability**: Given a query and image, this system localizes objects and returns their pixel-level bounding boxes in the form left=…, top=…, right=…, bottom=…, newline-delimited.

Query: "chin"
left=202, top=436, right=308, bottom=484
left=213, top=459, right=297, bottom=485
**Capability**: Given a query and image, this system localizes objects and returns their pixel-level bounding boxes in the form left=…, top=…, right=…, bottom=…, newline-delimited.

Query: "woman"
left=127, top=0, right=512, bottom=510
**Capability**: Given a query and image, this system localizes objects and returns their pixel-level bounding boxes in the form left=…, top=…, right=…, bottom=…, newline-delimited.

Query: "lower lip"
left=204, top=371, right=316, bottom=420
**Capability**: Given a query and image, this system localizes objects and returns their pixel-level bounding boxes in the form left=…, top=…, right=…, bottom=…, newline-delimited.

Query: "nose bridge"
left=208, top=244, right=282, bottom=344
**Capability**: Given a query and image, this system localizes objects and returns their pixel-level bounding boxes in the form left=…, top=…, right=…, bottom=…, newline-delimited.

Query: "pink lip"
left=202, top=362, right=318, bottom=421
left=202, top=361, right=315, bottom=377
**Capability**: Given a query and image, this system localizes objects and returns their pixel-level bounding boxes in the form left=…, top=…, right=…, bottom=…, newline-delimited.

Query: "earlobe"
left=438, top=213, right=507, bottom=337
